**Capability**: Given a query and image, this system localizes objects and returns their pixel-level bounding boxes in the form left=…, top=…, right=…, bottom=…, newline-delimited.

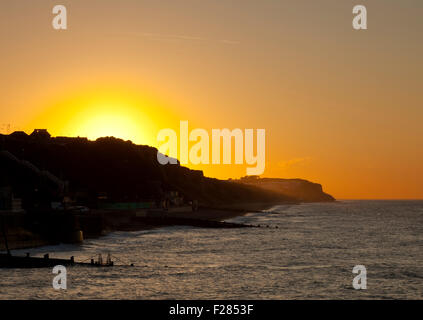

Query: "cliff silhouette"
left=0, top=130, right=334, bottom=211
left=234, top=176, right=335, bottom=202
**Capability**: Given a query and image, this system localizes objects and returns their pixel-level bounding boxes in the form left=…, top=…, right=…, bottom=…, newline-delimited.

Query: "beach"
left=1, top=202, right=285, bottom=251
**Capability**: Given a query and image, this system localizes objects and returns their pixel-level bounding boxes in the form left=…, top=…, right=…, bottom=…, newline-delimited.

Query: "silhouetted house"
left=0, top=187, right=12, bottom=210
left=11, top=197, right=23, bottom=212
left=9, top=131, right=28, bottom=139
left=0, top=186, right=22, bottom=212
left=163, top=191, right=184, bottom=207
left=30, top=129, right=51, bottom=140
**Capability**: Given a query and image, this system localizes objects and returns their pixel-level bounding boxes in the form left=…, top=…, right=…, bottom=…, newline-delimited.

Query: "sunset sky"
left=0, top=0, right=422, bottom=199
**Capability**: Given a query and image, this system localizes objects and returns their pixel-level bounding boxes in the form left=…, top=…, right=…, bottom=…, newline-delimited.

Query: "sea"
left=0, top=200, right=422, bottom=299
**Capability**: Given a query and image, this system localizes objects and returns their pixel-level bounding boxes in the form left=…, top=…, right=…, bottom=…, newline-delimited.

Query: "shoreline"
left=1, top=202, right=287, bottom=252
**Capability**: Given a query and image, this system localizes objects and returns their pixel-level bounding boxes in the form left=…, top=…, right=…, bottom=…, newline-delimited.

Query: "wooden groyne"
left=0, top=253, right=121, bottom=269
left=131, top=216, right=255, bottom=229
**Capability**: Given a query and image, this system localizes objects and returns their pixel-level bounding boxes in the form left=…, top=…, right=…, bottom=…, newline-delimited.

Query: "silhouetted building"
left=9, top=131, right=28, bottom=139
left=0, top=187, right=12, bottom=210
left=0, top=186, right=22, bottom=212
left=30, top=129, right=51, bottom=140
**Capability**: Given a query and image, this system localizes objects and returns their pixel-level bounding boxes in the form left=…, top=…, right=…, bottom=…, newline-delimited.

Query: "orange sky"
left=0, top=0, right=422, bottom=199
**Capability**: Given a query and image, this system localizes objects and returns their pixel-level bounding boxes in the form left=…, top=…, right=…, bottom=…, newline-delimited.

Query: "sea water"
left=0, top=200, right=422, bottom=299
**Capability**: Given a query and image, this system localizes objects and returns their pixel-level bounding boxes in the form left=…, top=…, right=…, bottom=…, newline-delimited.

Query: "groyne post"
left=1, top=216, right=11, bottom=256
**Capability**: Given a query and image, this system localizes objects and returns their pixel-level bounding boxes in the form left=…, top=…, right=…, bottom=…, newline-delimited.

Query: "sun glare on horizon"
left=77, top=112, right=144, bottom=143
left=22, top=86, right=178, bottom=147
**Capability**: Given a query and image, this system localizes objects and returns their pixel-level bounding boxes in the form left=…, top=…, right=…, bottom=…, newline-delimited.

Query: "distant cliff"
left=233, top=176, right=335, bottom=202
